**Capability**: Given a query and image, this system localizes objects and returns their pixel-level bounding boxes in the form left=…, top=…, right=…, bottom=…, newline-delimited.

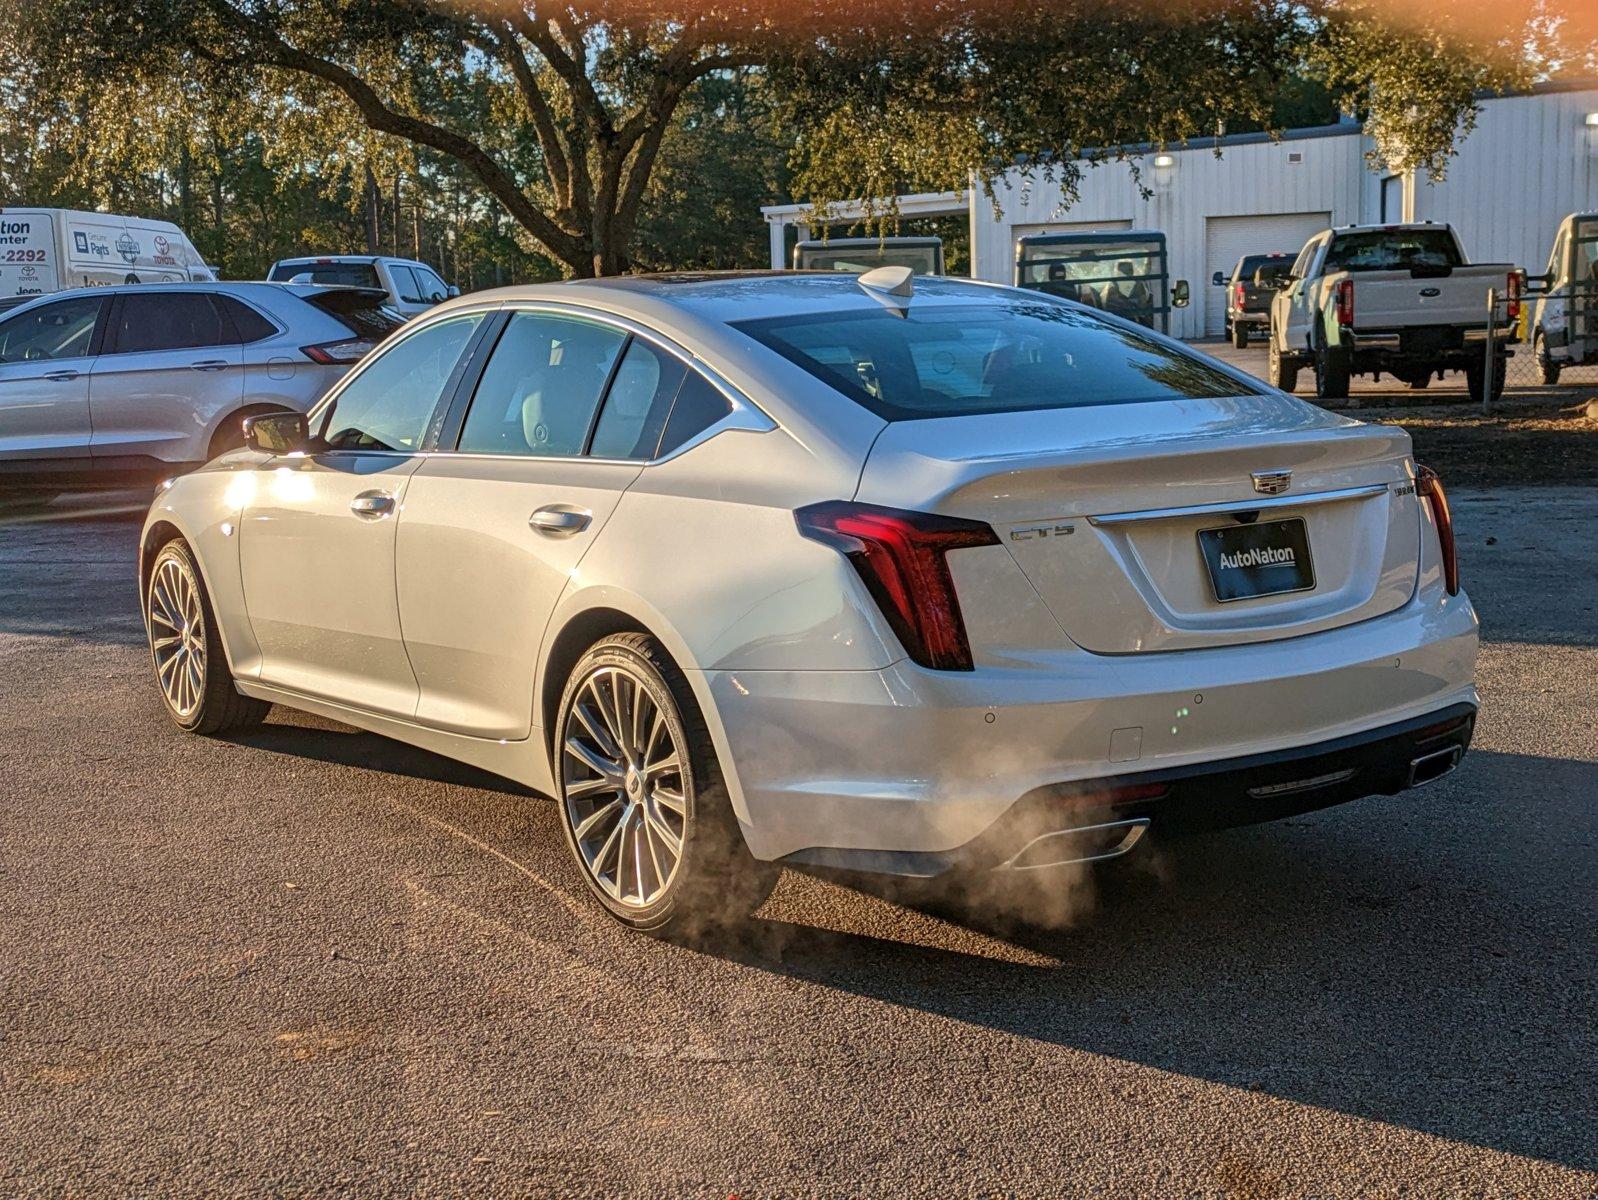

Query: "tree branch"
left=201, top=0, right=584, bottom=265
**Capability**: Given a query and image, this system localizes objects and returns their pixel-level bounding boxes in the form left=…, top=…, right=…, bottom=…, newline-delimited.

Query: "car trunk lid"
left=854, top=397, right=1422, bottom=654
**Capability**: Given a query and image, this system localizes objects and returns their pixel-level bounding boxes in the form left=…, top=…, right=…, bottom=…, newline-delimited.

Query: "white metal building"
left=762, top=79, right=1598, bottom=340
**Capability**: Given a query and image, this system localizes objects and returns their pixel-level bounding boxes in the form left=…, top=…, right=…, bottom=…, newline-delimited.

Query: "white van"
left=1527, top=211, right=1598, bottom=384
left=0, top=208, right=211, bottom=310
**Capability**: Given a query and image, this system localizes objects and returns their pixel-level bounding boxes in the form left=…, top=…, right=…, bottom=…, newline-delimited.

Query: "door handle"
left=350, top=491, right=397, bottom=519
left=190, top=359, right=229, bottom=372
left=42, top=369, right=79, bottom=382
left=529, top=506, right=592, bottom=536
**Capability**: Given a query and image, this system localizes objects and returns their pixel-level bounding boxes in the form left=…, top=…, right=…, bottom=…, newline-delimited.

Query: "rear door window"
left=109, top=293, right=228, bottom=353
left=588, top=339, right=688, bottom=460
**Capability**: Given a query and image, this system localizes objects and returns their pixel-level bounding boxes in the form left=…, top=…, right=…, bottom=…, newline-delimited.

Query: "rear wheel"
left=1314, top=343, right=1351, bottom=400
left=1535, top=333, right=1562, bottom=386
left=1466, top=355, right=1507, bottom=406
left=1267, top=336, right=1299, bottom=392
left=1405, top=371, right=1432, bottom=390
left=146, top=540, right=271, bottom=734
left=1232, top=323, right=1250, bottom=350
left=555, top=632, right=779, bottom=935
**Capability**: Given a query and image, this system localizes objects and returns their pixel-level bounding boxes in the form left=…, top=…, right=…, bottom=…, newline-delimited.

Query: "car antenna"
left=856, top=265, right=914, bottom=316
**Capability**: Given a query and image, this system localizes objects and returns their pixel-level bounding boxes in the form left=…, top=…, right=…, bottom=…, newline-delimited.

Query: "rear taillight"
left=1234, top=282, right=1246, bottom=308
left=302, top=338, right=377, bottom=364
left=1334, top=278, right=1355, bottom=326
left=1416, top=464, right=1459, bottom=596
left=1506, top=270, right=1523, bottom=322
left=795, top=500, right=1000, bottom=671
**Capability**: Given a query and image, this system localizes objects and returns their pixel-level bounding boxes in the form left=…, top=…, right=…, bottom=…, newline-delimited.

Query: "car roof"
left=438, top=271, right=1029, bottom=327
left=272, top=255, right=428, bottom=267
left=0, top=280, right=387, bottom=315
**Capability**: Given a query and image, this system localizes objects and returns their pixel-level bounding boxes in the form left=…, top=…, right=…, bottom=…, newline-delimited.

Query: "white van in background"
left=0, top=208, right=212, bottom=310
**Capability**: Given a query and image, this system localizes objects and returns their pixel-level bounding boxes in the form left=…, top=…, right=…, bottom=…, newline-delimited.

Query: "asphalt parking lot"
left=1, top=488, right=1594, bottom=1197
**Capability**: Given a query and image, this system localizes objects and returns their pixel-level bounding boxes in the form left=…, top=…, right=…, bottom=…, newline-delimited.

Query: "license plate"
left=1197, top=518, right=1316, bottom=603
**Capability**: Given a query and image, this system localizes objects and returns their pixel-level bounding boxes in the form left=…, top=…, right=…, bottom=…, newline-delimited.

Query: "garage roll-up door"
left=1203, top=212, right=1330, bottom=337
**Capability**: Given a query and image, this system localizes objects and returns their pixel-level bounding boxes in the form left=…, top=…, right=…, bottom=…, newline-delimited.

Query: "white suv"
left=267, top=255, right=458, bottom=318
left=0, top=281, right=403, bottom=494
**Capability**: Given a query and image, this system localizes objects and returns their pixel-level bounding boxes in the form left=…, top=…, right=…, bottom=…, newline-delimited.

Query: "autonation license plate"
left=1197, top=517, right=1315, bottom=603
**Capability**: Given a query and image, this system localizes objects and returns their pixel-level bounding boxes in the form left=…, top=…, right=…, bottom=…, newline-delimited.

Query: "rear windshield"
left=1323, top=229, right=1463, bottom=273
left=269, top=261, right=382, bottom=288
left=798, top=246, right=940, bottom=275
left=733, top=300, right=1260, bottom=420
left=1238, top=254, right=1290, bottom=280
left=302, top=291, right=407, bottom=339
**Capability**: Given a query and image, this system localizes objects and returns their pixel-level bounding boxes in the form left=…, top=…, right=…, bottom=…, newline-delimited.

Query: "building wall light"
left=1586, top=112, right=1598, bottom=127
left=1152, top=154, right=1177, bottom=168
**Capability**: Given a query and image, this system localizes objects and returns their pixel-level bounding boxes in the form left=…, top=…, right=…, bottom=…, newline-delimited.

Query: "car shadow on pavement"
left=694, top=748, right=1597, bottom=1174
left=223, top=718, right=542, bottom=798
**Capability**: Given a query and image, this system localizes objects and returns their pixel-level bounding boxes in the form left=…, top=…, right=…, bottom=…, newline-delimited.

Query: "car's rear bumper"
left=780, top=702, right=1475, bottom=877
left=706, top=587, right=1478, bottom=865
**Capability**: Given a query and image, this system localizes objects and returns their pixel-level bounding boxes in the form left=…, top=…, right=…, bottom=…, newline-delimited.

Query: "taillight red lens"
left=1334, top=278, right=1355, bottom=326
left=1234, top=282, right=1246, bottom=308
left=1506, top=270, right=1523, bottom=322
left=795, top=500, right=1000, bottom=671
left=1416, top=464, right=1459, bottom=596
left=302, top=338, right=377, bottom=365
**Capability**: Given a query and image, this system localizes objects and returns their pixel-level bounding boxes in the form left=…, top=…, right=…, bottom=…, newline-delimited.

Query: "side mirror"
left=1172, top=279, right=1191, bottom=309
left=1211, top=271, right=1225, bottom=287
left=243, top=410, right=309, bottom=455
left=446, top=285, right=461, bottom=298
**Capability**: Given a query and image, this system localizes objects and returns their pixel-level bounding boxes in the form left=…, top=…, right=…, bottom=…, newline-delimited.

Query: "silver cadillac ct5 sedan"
left=139, top=270, right=1479, bottom=935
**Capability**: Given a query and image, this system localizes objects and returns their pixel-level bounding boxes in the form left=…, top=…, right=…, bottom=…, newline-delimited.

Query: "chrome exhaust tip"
left=1408, top=745, right=1463, bottom=788
left=1002, top=818, right=1151, bottom=872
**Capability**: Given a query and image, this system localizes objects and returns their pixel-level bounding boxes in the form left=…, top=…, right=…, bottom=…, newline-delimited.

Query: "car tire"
left=1232, top=323, right=1250, bottom=350
left=555, top=632, right=779, bottom=935
left=1406, top=372, right=1432, bottom=390
left=1465, top=356, right=1507, bottom=406
left=1314, top=343, right=1351, bottom=401
left=146, top=539, right=272, bottom=735
left=1268, top=337, right=1298, bottom=392
left=1535, top=333, right=1561, bottom=386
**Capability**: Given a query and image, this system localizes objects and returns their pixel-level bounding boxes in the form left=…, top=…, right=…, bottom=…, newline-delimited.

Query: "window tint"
left=268, top=261, right=382, bottom=288
left=319, top=313, right=483, bottom=452
left=456, top=312, right=626, bottom=457
left=215, top=295, right=276, bottom=343
left=304, top=292, right=407, bottom=340
left=735, top=301, right=1258, bottom=421
left=112, top=293, right=227, bottom=354
left=589, top=339, right=688, bottom=460
left=1291, top=237, right=1320, bottom=279
left=658, top=371, right=733, bottom=457
left=391, top=265, right=425, bottom=304
left=0, top=297, right=102, bottom=363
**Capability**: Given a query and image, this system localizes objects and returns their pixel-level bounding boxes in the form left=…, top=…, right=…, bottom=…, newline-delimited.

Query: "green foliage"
left=1, top=0, right=1591, bottom=279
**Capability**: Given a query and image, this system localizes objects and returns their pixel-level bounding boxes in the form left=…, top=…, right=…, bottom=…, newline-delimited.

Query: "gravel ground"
left=0, top=488, right=1594, bottom=1198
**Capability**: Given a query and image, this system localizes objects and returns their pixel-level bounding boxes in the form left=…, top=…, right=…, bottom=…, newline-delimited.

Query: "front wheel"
left=556, top=633, right=779, bottom=935
left=146, top=540, right=271, bottom=734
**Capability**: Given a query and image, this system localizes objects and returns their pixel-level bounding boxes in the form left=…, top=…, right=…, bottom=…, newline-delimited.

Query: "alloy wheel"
left=561, top=665, right=687, bottom=908
left=148, top=556, right=206, bottom=718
